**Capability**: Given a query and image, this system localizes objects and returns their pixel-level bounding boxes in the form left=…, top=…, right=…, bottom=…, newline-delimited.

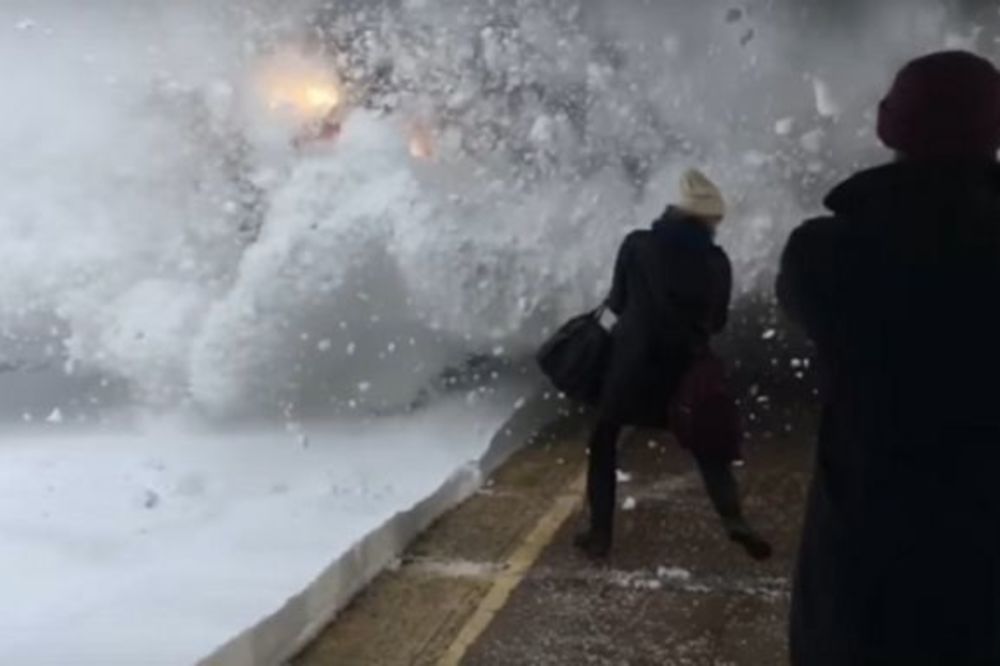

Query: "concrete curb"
left=197, top=387, right=561, bottom=666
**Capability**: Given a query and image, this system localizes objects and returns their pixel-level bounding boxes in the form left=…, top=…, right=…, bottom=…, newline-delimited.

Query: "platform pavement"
left=293, top=402, right=815, bottom=666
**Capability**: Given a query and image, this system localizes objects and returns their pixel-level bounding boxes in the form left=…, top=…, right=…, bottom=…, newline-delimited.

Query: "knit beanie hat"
left=878, top=51, right=1000, bottom=160
left=678, top=169, right=726, bottom=220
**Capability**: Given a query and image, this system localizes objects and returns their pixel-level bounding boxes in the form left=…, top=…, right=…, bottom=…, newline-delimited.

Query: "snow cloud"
left=0, top=0, right=987, bottom=417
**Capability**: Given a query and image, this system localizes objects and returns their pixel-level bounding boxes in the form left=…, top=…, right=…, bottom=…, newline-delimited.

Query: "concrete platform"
left=293, top=405, right=815, bottom=666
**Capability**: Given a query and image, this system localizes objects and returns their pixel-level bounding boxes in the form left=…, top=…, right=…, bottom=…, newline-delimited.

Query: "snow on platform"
left=0, top=382, right=548, bottom=666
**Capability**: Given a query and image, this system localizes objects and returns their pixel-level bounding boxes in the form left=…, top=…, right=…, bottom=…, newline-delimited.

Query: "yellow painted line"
left=437, top=469, right=586, bottom=666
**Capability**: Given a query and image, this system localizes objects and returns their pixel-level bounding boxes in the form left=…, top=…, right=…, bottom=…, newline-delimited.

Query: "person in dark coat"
left=575, top=169, right=772, bottom=561
left=778, top=50, right=1000, bottom=665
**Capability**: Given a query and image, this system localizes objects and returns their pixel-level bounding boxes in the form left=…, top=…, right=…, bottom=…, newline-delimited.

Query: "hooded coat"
left=779, top=162, right=1000, bottom=665
left=599, top=207, right=732, bottom=428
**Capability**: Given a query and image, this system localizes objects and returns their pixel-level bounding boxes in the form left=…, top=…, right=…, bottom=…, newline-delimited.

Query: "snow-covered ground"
left=0, top=382, right=539, bottom=665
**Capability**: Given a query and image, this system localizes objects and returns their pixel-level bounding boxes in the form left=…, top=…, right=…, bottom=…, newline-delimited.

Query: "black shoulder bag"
left=536, top=305, right=613, bottom=405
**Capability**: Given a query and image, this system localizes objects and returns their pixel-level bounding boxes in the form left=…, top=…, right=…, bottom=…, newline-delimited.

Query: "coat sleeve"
left=709, top=250, right=733, bottom=334
left=606, top=233, right=634, bottom=315
left=776, top=217, right=837, bottom=337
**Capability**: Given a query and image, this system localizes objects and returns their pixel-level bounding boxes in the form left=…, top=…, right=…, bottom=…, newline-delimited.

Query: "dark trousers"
left=586, top=418, right=745, bottom=536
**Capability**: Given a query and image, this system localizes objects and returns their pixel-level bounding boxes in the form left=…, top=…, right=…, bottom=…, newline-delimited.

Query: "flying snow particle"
left=800, top=129, right=825, bottom=154
left=743, top=151, right=771, bottom=167
left=317, top=339, right=332, bottom=352
left=775, top=117, right=795, bottom=136
left=46, top=408, right=63, bottom=424
left=622, top=497, right=638, bottom=511
left=945, top=28, right=982, bottom=51
left=616, top=470, right=633, bottom=483
left=528, top=115, right=555, bottom=147
left=812, top=77, right=841, bottom=118
left=762, top=329, right=777, bottom=340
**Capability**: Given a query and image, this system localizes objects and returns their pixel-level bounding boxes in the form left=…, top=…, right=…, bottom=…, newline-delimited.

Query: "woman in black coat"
left=778, top=51, right=1000, bottom=664
left=575, top=169, right=771, bottom=561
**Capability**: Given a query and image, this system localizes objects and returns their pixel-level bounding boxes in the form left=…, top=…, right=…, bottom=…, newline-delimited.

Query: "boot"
left=573, top=529, right=611, bottom=560
left=726, top=522, right=773, bottom=561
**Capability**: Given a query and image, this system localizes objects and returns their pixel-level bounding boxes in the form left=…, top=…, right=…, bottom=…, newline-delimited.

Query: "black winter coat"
left=599, top=208, right=732, bottom=427
left=779, top=162, right=1000, bottom=665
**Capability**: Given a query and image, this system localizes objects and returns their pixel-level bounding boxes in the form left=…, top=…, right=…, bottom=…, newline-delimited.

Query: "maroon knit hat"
left=878, top=51, right=1000, bottom=159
